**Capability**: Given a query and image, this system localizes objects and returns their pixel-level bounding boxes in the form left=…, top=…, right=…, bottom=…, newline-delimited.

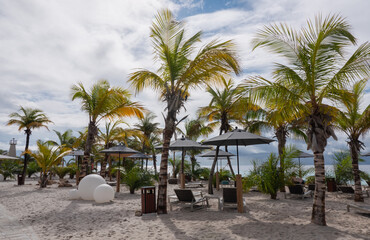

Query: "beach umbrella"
left=67, top=150, right=94, bottom=184
left=199, top=149, right=235, bottom=171
left=202, top=128, right=274, bottom=174
left=100, top=144, right=139, bottom=192
left=0, top=154, right=19, bottom=160
left=293, top=151, right=314, bottom=178
left=361, top=152, right=370, bottom=157
left=129, top=152, right=151, bottom=170
left=156, top=136, right=211, bottom=188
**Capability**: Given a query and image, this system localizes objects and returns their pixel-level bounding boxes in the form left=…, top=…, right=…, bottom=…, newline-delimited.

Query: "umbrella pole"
left=236, top=140, right=244, bottom=213
left=180, top=148, right=185, bottom=189
left=298, top=158, right=302, bottom=178
left=117, top=153, right=121, bottom=193
left=76, top=156, right=80, bottom=186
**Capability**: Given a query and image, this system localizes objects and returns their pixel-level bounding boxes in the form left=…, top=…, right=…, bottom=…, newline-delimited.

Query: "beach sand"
left=0, top=179, right=369, bottom=240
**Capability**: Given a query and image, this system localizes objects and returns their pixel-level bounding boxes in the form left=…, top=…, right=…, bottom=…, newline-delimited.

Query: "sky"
left=0, top=0, right=369, bottom=165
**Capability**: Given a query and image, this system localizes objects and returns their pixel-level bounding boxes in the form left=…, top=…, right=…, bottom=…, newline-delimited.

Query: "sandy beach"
left=0, top=179, right=369, bottom=240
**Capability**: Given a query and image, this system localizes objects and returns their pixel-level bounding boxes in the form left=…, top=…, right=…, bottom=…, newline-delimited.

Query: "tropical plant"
left=7, top=106, right=53, bottom=185
left=243, top=14, right=370, bottom=225
left=122, top=167, right=154, bottom=194
left=30, top=141, right=71, bottom=188
left=333, top=151, right=353, bottom=185
left=52, top=166, right=70, bottom=180
left=196, top=167, right=210, bottom=180
left=336, top=79, right=370, bottom=202
left=71, top=80, right=143, bottom=178
left=169, top=157, right=190, bottom=179
left=27, top=160, right=41, bottom=178
left=0, top=159, right=21, bottom=180
left=66, top=162, right=77, bottom=179
left=128, top=9, right=240, bottom=213
left=47, top=129, right=76, bottom=148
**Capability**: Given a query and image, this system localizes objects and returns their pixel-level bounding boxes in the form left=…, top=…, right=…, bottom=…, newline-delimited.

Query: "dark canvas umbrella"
left=361, top=152, right=370, bottom=157
left=156, top=136, right=211, bottom=188
left=294, top=150, right=314, bottom=178
left=129, top=152, right=151, bottom=170
left=200, top=150, right=235, bottom=172
left=0, top=154, right=19, bottom=160
left=100, top=144, right=139, bottom=192
left=202, top=128, right=274, bottom=174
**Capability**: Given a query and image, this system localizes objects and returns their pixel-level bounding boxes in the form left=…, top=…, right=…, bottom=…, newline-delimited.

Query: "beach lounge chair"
left=337, top=185, right=369, bottom=198
left=347, top=204, right=370, bottom=214
left=185, top=181, right=203, bottom=188
left=220, top=187, right=246, bottom=211
left=284, top=184, right=313, bottom=199
left=169, top=189, right=208, bottom=211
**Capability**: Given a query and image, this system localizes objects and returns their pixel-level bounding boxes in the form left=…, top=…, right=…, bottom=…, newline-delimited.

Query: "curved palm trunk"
left=157, top=115, right=175, bottom=214
left=20, top=129, right=31, bottom=185
left=40, top=173, right=48, bottom=188
left=311, top=152, right=326, bottom=226
left=100, top=154, right=109, bottom=178
left=190, top=154, right=196, bottom=181
left=276, top=126, right=287, bottom=192
left=82, top=121, right=98, bottom=178
left=152, top=152, right=157, bottom=176
left=224, top=146, right=235, bottom=177
left=349, top=140, right=363, bottom=202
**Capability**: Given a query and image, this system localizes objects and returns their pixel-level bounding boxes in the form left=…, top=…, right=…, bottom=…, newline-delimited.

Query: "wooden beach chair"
left=337, top=185, right=369, bottom=198
left=169, top=189, right=208, bottom=211
left=347, top=204, right=370, bottom=214
left=284, top=184, right=313, bottom=199
left=220, top=187, right=246, bottom=211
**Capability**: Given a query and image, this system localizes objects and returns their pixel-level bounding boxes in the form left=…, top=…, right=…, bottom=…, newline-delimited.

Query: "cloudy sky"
left=0, top=0, right=369, bottom=164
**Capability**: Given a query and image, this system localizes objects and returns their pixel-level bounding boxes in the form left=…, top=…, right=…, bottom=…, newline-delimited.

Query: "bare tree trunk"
left=82, top=121, right=97, bottom=178
left=20, top=130, right=31, bottom=185
left=349, top=140, right=364, bottom=202
left=224, top=146, right=235, bottom=177
left=157, top=116, right=175, bottom=214
left=311, top=152, right=326, bottom=226
left=208, top=146, right=220, bottom=194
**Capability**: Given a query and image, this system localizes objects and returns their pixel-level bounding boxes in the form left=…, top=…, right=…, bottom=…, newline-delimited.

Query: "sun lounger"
left=347, top=204, right=370, bottom=214
left=284, top=184, right=313, bottom=199
left=337, top=185, right=369, bottom=198
left=185, top=182, right=203, bottom=188
left=169, top=189, right=209, bottom=211
left=220, top=187, right=246, bottom=211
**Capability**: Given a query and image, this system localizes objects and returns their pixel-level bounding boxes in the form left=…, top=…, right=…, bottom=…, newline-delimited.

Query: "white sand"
left=0, top=179, right=369, bottom=240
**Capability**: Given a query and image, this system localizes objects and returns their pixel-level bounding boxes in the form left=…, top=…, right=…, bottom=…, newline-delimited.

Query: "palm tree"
left=129, top=9, right=240, bottom=214
left=71, top=79, right=144, bottom=178
left=198, top=78, right=254, bottom=191
left=336, top=79, right=370, bottom=202
left=184, top=118, right=213, bottom=180
left=243, top=14, right=370, bottom=225
left=30, top=141, right=71, bottom=188
left=7, top=107, right=53, bottom=185
left=133, top=112, right=161, bottom=173
left=98, top=120, right=125, bottom=178
left=47, top=129, right=76, bottom=166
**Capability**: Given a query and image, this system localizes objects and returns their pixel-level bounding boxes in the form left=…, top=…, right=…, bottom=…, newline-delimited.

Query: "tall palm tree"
left=198, top=78, right=255, bottom=191
left=243, top=14, right=370, bottom=225
left=133, top=112, right=161, bottom=173
left=7, top=107, right=53, bottom=185
left=336, top=79, right=370, bottom=202
left=129, top=9, right=240, bottom=214
left=46, top=129, right=76, bottom=166
left=30, top=141, right=71, bottom=188
left=98, top=120, right=125, bottom=177
left=71, top=79, right=144, bottom=178
left=184, top=118, right=213, bottom=180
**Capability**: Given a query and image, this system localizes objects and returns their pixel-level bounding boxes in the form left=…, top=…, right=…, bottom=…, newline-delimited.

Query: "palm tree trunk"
left=20, top=129, right=31, bottom=185
left=276, top=126, right=287, bottom=192
left=349, top=140, right=363, bottom=202
left=40, top=173, right=48, bottom=188
left=190, top=155, right=196, bottom=181
left=152, top=151, right=157, bottom=176
left=224, top=146, right=235, bottom=177
left=208, top=146, right=220, bottom=194
left=82, top=121, right=97, bottom=178
left=100, top=154, right=109, bottom=178
left=311, top=152, right=326, bottom=226
left=157, top=115, right=175, bottom=214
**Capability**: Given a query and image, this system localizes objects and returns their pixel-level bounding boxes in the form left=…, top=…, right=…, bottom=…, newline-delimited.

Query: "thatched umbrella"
left=100, top=144, right=139, bottom=192
left=0, top=154, right=19, bottom=160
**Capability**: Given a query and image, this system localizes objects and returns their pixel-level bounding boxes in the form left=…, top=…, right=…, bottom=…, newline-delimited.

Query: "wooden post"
left=76, top=170, right=80, bottom=186
left=180, top=173, right=185, bottom=189
left=236, top=174, right=244, bottom=213
left=116, top=169, right=120, bottom=193
left=216, top=172, right=220, bottom=191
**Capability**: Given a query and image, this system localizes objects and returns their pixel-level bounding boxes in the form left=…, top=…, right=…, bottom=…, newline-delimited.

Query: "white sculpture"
left=78, top=174, right=106, bottom=200
left=0, top=174, right=4, bottom=181
left=69, top=189, right=80, bottom=199
left=93, top=184, right=114, bottom=203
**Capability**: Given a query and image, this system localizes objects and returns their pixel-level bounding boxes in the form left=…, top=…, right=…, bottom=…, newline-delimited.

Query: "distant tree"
left=7, top=107, right=53, bottom=185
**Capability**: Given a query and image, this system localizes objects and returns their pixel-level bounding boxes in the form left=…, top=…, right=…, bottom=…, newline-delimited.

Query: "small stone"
left=135, top=210, right=142, bottom=216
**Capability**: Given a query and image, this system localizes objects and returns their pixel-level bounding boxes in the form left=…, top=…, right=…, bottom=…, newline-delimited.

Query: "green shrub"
left=333, top=151, right=353, bottom=185
left=0, top=159, right=21, bottom=180
left=306, top=176, right=315, bottom=185
left=122, top=167, right=153, bottom=194
left=27, top=161, right=41, bottom=178
left=195, top=167, right=210, bottom=180
left=53, top=166, right=70, bottom=179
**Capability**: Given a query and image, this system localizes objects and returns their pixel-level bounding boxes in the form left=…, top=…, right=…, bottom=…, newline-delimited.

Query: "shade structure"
left=67, top=150, right=94, bottom=157
left=128, top=153, right=150, bottom=159
left=361, top=152, right=370, bottom=157
left=202, top=128, right=274, bottom=174
left=199, top=150, right=235, bottom=158
left=100, top=144, right=139, bottom=192
left=0, top=154, right=19, bottom=160
left=293, top=151, right=314, bottom=178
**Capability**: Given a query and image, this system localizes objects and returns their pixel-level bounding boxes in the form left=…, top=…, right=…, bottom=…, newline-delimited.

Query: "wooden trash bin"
left=326, top=178, right=337, bottom=192
left=141, top=186, right=156, bottom=214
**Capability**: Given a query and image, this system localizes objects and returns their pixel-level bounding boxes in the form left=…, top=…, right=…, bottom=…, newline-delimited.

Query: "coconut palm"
left=71, top=80, right=144, bottom=178
left=184, top=118, right=213, bottom=180
left=30, top=141, right=71, bottom=188
left=243, top=14, right=370, bottom=225
left=7, top=107, right=53, bottom=185
left=336, top=79, right=370, bottom=202
left=47, top=129, right=76, bottom=149
left=128, top=9, right=240, bottom=214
